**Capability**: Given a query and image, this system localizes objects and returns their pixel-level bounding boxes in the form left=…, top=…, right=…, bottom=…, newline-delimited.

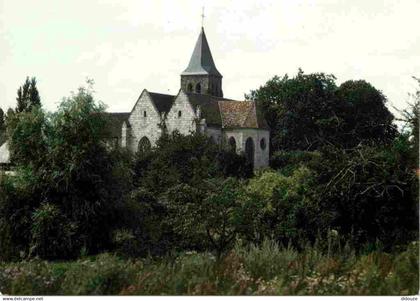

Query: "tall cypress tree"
left=16, top=76, right=41, bottom=113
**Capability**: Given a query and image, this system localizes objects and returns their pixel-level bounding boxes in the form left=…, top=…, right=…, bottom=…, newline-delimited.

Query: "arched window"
left=195, top=83, right=201, bottom=94
left=260, top=138, right=266, bottom=150
left=187, top=83, right=193, bottom=92
left=138, top=136, right=151, bottom=153
left=245, top=137, right=255, bottom=168
left=143, top=111, right=147, bottom=117
left=178, top=110, right=182, bottom=118
left=228, top=136, right=236, bottom=152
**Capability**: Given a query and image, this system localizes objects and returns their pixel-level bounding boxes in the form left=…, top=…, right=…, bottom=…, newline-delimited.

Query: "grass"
left=0, top=240, right=418, bottom=295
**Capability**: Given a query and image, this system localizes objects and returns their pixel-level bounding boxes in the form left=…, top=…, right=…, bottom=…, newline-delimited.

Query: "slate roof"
left=103, top=112, right=130, bottom=137
left=148, top=92, right=175, bottom=115
left=181, top=27, right=222, bottom=77
left=0, top=141, right=10, bottom=164
left=186, top=93, right=222, bottom=127
left=103, top=91, right=268, bottom=135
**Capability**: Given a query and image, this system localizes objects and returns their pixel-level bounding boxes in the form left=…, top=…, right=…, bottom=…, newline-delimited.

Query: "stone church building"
left=0, top=28, right=270, bottom=169
left=107, top=27, right=270, bottom=168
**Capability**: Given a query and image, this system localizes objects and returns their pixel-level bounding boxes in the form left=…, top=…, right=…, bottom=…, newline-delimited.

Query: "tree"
left=16, top=77, right=41, bottom=113
left=166, top=178, right=246, bottom=256
left=335, top=80, right=397, bottom=147
left=397, top=76, right=419, bottom=168
left=132, top=131, right=252, bottom=194
left=247, top=70, right=397, bottom=152
left=247, top=69, right=339, bottom=152
left=310, top=142, right=418, bottom=250
left=243, top=167, right=321, bottom=246
left=1, top=83, right=132, bottom=259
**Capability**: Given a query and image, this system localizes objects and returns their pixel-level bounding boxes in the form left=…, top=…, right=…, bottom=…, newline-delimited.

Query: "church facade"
left=106, top=28, right=270, bottom=168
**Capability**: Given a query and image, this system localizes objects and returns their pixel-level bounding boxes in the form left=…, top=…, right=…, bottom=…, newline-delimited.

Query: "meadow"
left=1, top=240, right=418, bottom=295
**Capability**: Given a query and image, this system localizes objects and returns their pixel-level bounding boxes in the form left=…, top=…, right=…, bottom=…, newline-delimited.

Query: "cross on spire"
left=201, top=7, right=205, bottom=27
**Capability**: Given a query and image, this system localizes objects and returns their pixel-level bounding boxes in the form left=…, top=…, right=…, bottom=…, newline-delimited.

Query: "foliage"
left=15, top=76, right=41, bottom=113
left=310, top=141, right=418, bottom=250
left=0, top=84, right=132, bottom=259
left=216, top=149, right=253, bottom=178
left=243, top=168, right=324, bottom=246
left=128, top=132, right=253, bottom=256
left=30, top=202, right=77, bottom=260
left=133, top=131, right=219, bottom=193
left=270, top=150, right=320, bottom=175
left=397, top=76, right=419, bottom=168
left=133, top=131, right=252, bottom=194
left=246, top=69, right=339, bottom=151
left=116, top=187, right=172, bottom=257
left=247, top=70, right=397, bottom=152
left=335, top=80, right=397, bottom=147
left=59, top=253, right=141, bottom=295
left=0, top=242, right=417, bottom=295
left=166, top=178, right=247, bottom=255
left=7, top=107, right=48, bottom=167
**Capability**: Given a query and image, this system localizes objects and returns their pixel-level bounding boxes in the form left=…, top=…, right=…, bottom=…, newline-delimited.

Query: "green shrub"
left=30, top=202, right=78, bottom=259
left=235, top=239, right=297, bottom=281
left=2, top=84, right=134, bottom=259
left=270, top=150, right=320, bottom=174
left=0, top=259, right=62, bottom=295
left=0, top=242, right=417, bottom=295
left=244, top=168, right=323, bottom=246
left=166, top=178, right=248, bottom=256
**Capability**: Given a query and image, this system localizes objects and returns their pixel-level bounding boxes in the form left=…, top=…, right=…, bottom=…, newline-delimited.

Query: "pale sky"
left=1, top=0, right=419, bottom=115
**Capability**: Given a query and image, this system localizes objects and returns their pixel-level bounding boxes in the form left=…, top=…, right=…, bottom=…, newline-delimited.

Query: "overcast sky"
left=1, top=0, right=419, bottom=115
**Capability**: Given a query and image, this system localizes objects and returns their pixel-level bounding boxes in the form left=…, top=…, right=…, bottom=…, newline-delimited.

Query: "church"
left=106, top=27, right=270, bottom=168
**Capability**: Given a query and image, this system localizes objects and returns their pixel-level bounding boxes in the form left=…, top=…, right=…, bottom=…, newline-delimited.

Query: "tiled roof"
left=186, top=93, right=269, bottom=129
left=105, top=91, right=268, bottom=134
left=148, top=92, right=175, bottom=115
left=0, top=141, right=10, bottom=164
left=219, top=101, right=258, bottom=128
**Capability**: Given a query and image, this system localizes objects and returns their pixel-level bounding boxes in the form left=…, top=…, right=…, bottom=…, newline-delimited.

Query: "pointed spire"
left=181, top=27, right=222, bottom=77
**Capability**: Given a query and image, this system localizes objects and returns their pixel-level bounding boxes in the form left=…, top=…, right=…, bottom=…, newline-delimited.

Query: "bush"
left=60, top=254, right=140, bottom=295
left=270, top=150, right=320, bottom=174
left=0, top=242, right=417, bottom=295
left=243, top=168, right=323, bottom=246
left=235, top=239, right=297, bottom=281
left=117, top=188, right=173, bottom=257
left=30, top=203, right=78, bottom=259
left=1, top=84, right=133, bottom=259
left=166, top=178, right=247, bottom=256
left=311, top=141, right=418, bottom=250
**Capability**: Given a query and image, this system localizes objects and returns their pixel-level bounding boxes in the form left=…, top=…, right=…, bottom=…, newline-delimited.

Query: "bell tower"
left=181, top=27, right=223, bottom=97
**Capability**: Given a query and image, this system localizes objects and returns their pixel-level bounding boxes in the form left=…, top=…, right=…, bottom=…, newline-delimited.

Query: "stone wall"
left=206, top=126, right=222, bottom=144
left=180, top=75, right=223, bottom=97
left=222, top=128, right=270, bottom=169
left=121, top=89, right=269, bottom=169
left=127, top=90, right=163, bottom=152
left=166, top=91, right=197, bottom=135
